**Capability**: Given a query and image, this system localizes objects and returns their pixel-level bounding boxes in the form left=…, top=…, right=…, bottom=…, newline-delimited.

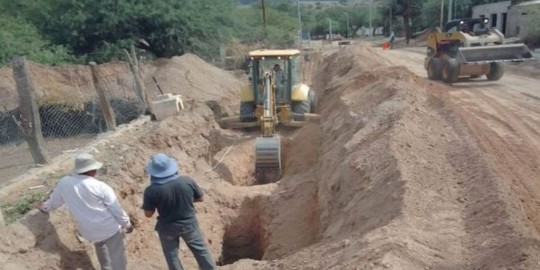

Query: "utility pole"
left=369, top=0, right=373, bottom=36
left=329, top=18, right=333, bottom=40
left=389, top=5, right=392, bottom=32
left=345, top=13, right=350, bottom=38
left=448, top=0, right=453, bottom=22
left=454, top=0, right=458, bottom=19
left=261, top=0, right=268, bottom=41
left=297, top=0, right=302, bottom=47
left=440, top=0, right=445, bottom=29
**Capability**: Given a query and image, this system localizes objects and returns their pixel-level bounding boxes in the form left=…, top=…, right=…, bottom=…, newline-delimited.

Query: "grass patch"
left=1, top=191, right=48, bottom=225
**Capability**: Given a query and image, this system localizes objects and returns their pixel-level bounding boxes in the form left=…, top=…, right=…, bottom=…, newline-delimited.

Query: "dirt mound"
left=0, top=54, right=249, bottom=269
left=2, top=43, right=540, bottom=270
left=228, top=43, right=540, bottom=269
left=0, top=53, right=242, bottom=115
left=143, top=54, right=241, bottom=106
left=0, top=61, right=132, bottom=111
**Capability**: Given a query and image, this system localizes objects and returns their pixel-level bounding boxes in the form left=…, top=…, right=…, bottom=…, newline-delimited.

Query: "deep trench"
left=202, top=117, right=279, bottom=265
left=217, top=196, right=269, bottom=266
left=207, top=128, right=323, bottom=266
left=204, top=92, right=317, bottom=265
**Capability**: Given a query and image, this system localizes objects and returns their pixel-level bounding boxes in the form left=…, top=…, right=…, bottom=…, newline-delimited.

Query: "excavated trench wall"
left=237, top=44, right=540, bottom=269
left=3, top=45, right=540, bottom=270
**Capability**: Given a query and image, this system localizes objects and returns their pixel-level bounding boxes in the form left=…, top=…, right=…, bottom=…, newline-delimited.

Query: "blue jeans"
left=158, top=222, right=216, bottom=270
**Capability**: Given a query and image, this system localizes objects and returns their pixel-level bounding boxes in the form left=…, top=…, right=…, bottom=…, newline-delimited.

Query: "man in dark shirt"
left=142, top=153, right=216, bottom=270
left=273, top=63, right=286, bottom=100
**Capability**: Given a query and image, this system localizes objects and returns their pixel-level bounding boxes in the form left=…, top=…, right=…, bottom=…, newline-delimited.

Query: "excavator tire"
left=308, top=90, right=317, bottom=113
left=427, top=58, right=442, bottom=80
left=240, top=101, right=256, bottom=122
left=292, top=98, right=311, bottom=115
left=441, top=58, right=459, bottom=84
left=292, top=90, right=312, bottom=121
left=486, top=62, right=504, bottom=81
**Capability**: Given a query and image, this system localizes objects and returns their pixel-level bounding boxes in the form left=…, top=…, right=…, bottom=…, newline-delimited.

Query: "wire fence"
left=0, top=61, right=147, bottom=183
left=0, top=101, right=145, bottom=144
left=0, top=72, right=146, bottom=144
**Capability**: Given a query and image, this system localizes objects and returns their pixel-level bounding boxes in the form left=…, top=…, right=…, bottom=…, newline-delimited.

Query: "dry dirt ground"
left=1, top=43, right=540, bottom=270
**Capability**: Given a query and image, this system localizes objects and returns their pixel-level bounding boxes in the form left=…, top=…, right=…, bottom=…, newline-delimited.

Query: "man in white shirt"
left=40, top=153, right=133, bottom=270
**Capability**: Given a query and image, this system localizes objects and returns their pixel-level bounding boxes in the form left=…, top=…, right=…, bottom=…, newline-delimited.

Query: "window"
left=491, top=14, right=498, bottom=28
left=501, top=13, right=507, bottom=34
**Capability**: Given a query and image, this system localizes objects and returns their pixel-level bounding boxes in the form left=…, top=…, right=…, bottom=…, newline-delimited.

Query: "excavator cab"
left=220, top=49, right=319, bottom=181
left=241, top=49, right=316, bottom=122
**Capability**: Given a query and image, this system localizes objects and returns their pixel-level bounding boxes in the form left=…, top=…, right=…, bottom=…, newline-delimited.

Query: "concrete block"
left=151, top=94, right=184, bottom=121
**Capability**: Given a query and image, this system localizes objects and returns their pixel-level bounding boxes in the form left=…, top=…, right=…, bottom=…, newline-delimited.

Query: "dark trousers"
left=158, top=222, right=216, bottom=270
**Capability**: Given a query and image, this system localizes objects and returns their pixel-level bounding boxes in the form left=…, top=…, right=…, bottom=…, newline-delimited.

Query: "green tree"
left=302, top=4, right=371, bottom=37
left=378, top=0, right=422, bottom=43
left=5, top=0, right=238, bottom=62
left=0, top=15, right=75, bottom=66
left=232, top=2, right=299, bottom=47
left=0, top=0, right=308, bottom=65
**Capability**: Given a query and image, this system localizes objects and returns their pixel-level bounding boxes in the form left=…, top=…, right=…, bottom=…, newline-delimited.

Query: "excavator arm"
left=255, top=72, right=282, bottom=181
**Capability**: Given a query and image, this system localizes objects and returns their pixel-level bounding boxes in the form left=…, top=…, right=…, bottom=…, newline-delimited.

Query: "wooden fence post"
left=220, top=44, right=226, bottom=69
left=11, top=56, right=49, bottom=165
left=89, top=62, right=116, bottom=131
left=124, top=45, right=148, bottom=106
left=0, top=206, right=5, bottom=227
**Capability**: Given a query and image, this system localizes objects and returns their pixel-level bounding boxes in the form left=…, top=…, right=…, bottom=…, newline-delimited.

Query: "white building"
left=506, top=0, right=540, bottom=38
left=472, top=1, right=511, bottom=35
left=472, top=0, right=540, bottom=38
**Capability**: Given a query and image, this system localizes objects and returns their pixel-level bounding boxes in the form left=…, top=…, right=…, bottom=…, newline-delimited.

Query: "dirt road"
left=381, top=46, right=540, bottom=250
left=379, top=47, right=540, bottom=173
left=380, top=47, right=540, bottom=163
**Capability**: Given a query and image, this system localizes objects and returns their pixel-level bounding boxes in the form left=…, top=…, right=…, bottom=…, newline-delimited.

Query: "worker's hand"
left=125, top=226, right=134, bottom=234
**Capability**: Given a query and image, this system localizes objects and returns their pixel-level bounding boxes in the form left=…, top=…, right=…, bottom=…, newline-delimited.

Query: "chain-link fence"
left=0, top=61, right=147, bottom=184
left=0, top=99, right=145, bottom=144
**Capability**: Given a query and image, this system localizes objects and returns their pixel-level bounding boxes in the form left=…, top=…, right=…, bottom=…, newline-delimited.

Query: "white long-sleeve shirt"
left=42, top=174, right=131, bottom=242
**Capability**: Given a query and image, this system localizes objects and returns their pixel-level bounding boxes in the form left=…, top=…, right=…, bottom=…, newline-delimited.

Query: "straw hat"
left=72, top=153, right=103, bottom=174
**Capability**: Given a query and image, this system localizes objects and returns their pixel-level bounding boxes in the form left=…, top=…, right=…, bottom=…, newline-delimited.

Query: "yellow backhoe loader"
left=425, top=17, right=533, bottom=83
left=220, top=49, right=319, bottom=181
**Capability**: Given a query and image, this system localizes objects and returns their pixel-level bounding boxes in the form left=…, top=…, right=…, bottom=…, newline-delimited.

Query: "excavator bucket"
left=456, top=43, right=533, bottom=64
left=255, top=136, right=281, bottom=169
left=255, top=136, right=281, bottom=182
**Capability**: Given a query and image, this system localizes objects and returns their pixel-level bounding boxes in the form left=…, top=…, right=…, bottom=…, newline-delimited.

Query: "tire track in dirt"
left=381, top=45, right=540, bottom=269
left=457, top=89, right=540, bottom=233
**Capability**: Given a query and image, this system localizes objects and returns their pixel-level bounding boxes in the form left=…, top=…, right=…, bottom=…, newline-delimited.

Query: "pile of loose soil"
left=225, top=44, right=540, bottom=269
left=0, top=61, right=133, bottom=111
left=0, top=54, right=251, bottom=269
left=0, top=53, right=243, bottom=113
left=2, top=43, right=540, bottom=270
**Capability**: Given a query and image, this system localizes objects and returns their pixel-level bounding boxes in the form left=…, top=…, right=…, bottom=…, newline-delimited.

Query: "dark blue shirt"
left=142, top=176, right=203, bottom=232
